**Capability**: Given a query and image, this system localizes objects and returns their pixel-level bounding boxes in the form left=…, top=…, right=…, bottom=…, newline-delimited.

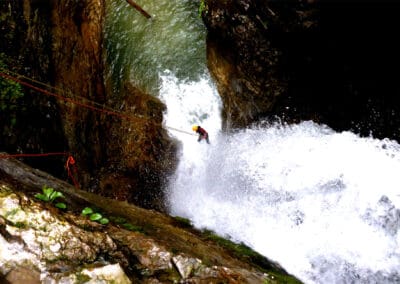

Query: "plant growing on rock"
left=109, top=216, right=143, bottom=232
left=0, top=53, right=24, bottom=131
left=198, top=0, right=207, bottom=17
left=34, top=186, right=67, bottom=209
left=81, top=207, right=109, bottom=225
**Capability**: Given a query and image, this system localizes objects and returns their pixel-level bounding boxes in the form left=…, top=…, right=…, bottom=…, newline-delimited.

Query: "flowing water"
left=105, top=1, right=400, bottom=283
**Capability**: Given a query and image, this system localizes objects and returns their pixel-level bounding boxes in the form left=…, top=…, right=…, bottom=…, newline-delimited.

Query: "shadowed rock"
left=0, top=156, right=302, bottom=283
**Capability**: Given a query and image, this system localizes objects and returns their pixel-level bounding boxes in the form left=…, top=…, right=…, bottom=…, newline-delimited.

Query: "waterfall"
left=161, top=96, right=400, bottom=283
left=106, top=1, right=400, bottom=283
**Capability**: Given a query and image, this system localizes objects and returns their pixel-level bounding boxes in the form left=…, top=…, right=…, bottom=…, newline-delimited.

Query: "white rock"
left=81, top=263, right=132, bottom=284
left=49, top=243, right=61, bottom=253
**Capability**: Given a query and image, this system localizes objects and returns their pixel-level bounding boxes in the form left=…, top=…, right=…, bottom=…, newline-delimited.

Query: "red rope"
left=65, top=155, right=79, bottom=189
left=0, top=152, right=68, bottom=159
left=0, top=71, right=139, bottom=122
left=0, top=70, right=197, bottom=136
left=0, top=152, right=79, bottom=189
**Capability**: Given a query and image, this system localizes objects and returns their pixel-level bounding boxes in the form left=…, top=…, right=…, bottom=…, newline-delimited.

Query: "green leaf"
left=35, top=193, right=49, bottom=202
left=99, top=218, right=109, bottom=225
left=122, top=223, right=143, bottom=232
left=198, top=0, right=207, bottom=17
left=42, top=186, right=54, bottom=198
left=110, top=216, right=126, bottom=224
left=10, top=117, right=17, bottom=127
left=89, top=213, right=102, bottom=221
left=49, top=191, right=64, bottom=202
left=55, top=203, right=67, bottom=209
left=81, top=207, right=94, bottom=216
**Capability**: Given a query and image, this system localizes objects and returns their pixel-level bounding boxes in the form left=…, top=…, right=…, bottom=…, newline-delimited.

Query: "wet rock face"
left=204, top=0, right=400, bottom=141
left=203, top=0, right=318, bottom=130
left=0, top=184, right=129, bottom=283
left=0, top=0, right=177, bottom=210
left=96, top=83, right=178, bottom=211
left=51, top=0, right=107, bottom=178
left=0, top=182, right=283, bottom=283
left=0, top=0, right=67, bottom=176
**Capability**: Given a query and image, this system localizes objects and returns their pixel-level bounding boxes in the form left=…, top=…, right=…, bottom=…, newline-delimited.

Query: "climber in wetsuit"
left=192, top=125, right=210, bottom=144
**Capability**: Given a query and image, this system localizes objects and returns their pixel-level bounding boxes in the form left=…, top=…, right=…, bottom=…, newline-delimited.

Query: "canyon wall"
left=0, top=0, right=176, bottom=211
left=203, top=0, right=400, bottom=142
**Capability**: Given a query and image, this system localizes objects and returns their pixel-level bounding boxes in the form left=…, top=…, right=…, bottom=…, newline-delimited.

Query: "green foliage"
left=98, top=218, right=110, bottom=225
left=262, top=271, right=303, bottom=284
left=109, top=215, right=143, bottom=232
left=35, top=186, right=64, bottom=202
left=89, top=213, right=102, bottom=221
left=109, top=216, right=127, bottom=224
left=0, top=53, right=24, bottom=128
left=172, top=215, right=193, bottom=228
left=98, top=217, right=109, bottom=225
left=55, top=203, right=67, bottom=209
left=81, top=207, right=94, bottom=216
left=122, top=222, right=143, bottom=233
left=14, top=221, right=27, bottom=229
left=198, top=0, right=207, bottom=18
left=81, top=207, right=109, bottom=225
left=82, top=210, right=142, bottom=229
left=202, top=229, right=256, bottom=257
left=35, top=186, right=67, bottom=209
left=75, top=272, right=91, bottom=284
left=201, top=229, right=301, bottom=282
left=5, top=208, right=19, bottom=218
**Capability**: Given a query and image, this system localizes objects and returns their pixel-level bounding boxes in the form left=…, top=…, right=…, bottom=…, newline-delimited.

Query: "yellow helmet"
left=192, top=125, right=198, bottom=131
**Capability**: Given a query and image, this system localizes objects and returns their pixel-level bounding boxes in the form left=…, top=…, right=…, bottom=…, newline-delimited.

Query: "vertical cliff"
left=0, top=0, right=176, bottom=211
left=50, top=0, right=107, bottom=184
left=203, top=0, right=318, bottom=130
left=0, top=0, right=66, bottom=175
left=203, top=0, right=400, bottom=142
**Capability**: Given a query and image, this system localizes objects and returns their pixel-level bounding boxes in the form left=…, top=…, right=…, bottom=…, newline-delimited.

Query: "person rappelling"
left=192, top=125, right=210, bottom=144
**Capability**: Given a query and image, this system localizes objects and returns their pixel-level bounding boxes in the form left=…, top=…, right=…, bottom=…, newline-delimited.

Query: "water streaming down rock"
left=105, top=1, right=400, bottom=283
left=163, top=110, right=400, bottom=283
left=105, top=0, right=206, bottom=95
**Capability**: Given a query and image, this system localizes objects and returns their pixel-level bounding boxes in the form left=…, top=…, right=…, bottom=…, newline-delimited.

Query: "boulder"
left=0, top=157, right=302, bottom=283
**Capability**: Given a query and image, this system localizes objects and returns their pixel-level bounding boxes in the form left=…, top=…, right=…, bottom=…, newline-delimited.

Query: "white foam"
left=161, top=73, right=400, bottom=283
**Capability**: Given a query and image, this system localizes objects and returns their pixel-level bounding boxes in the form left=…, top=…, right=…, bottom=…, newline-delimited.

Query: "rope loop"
left=65, top=155, right=79, bottom=189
